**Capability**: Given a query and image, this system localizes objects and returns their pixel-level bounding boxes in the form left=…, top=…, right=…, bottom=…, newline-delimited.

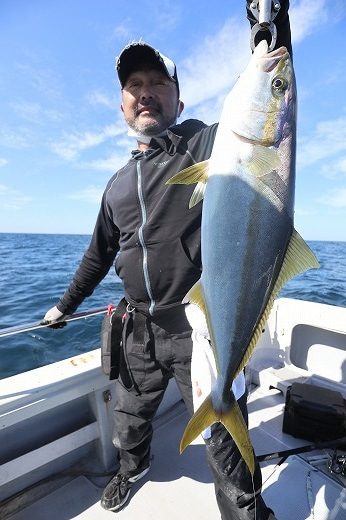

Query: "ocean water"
left=0, top=233, right=345, bottom=379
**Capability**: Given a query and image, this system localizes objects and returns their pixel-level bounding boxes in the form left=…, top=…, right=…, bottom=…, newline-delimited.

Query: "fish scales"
left=202, top=173, right=291, bottom=382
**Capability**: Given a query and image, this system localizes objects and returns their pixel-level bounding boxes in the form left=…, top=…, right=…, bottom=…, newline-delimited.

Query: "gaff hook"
left=250, top=0, right=281, bottom=51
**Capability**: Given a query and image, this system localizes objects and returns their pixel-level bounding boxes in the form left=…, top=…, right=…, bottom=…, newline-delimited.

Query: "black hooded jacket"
left=58, top=120, right=218, bottom=316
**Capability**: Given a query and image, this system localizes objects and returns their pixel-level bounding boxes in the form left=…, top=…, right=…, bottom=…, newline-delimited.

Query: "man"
left=43, top=3, right=292, bottom=518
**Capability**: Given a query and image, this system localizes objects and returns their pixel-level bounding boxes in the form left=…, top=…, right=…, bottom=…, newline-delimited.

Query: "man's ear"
left=120, top=103, right=124, bottom=113
left=178, top=100, right=184, bottom=117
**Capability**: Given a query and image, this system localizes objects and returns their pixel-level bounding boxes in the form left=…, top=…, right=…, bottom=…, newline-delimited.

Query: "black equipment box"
left=283, top=382, right=346, bottom=442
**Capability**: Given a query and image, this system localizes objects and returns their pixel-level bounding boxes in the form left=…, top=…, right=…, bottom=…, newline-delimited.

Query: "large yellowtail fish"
left=167, top=40, right=319, bottom=475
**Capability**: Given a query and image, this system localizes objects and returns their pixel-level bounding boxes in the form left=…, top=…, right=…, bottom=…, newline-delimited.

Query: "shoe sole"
left=103, top=465, right=151, bottom=512
left=128, top=465, right=151, bottom=483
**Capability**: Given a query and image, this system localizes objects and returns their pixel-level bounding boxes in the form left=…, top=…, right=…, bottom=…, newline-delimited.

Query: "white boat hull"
left=0, top=298, right=345, bottom=519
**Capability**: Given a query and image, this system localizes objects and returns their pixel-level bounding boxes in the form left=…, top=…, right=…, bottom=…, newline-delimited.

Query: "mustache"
left=134, top=99, right=161, bottom=116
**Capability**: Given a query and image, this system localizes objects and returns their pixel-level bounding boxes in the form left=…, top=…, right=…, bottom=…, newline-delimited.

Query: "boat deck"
left=4, top=382, right=345, bottom=520
left=1, top=298, right=345, bottom=519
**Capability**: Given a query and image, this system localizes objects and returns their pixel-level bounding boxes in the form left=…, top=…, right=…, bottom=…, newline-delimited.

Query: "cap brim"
left=116, top=42, right=178, bottom=88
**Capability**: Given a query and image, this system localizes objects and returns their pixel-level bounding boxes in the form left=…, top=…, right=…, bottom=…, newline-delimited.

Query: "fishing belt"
left=101, top=298, right=146, bottom=388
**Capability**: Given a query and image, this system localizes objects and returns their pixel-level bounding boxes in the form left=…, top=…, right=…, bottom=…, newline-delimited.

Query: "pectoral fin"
left=166, top=160, right=209, bottom=185
left=166, top=161, right=209, bottom=207
left=245, top=145, right=281, bottom=178
left=189, top=182, right=206, bottom=208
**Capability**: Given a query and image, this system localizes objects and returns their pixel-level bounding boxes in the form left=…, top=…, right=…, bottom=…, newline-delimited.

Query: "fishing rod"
left=257, top=436, right=346, bottom=463
left=0, top=307, right=110, bottom=338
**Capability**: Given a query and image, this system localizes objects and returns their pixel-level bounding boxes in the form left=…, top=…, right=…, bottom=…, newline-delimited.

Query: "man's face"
left=121, top=64, right=183, bottom=136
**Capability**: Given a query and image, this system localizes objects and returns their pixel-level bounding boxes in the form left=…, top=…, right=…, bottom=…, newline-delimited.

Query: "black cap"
left=116, top=41, right=179, bottom=93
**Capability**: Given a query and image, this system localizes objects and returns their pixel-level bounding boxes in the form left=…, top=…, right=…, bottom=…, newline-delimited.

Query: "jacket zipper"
left=137, top=159, right=156, bottom=315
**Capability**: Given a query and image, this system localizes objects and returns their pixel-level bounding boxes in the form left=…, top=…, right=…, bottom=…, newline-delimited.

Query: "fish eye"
left=272, top=76, right=288, bottom=92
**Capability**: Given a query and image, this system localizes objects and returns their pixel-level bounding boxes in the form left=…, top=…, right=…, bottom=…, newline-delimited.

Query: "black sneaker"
left=100, top=465, right=150, bottom=511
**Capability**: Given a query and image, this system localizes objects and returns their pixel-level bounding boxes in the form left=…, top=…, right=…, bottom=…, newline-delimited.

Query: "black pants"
left=112, top=307, right=273, bottom=519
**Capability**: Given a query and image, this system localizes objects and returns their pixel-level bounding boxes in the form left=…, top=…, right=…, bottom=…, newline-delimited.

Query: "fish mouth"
left=254, top=39, right=290, bottom=72
left=261, top=46, right=290, bottom=73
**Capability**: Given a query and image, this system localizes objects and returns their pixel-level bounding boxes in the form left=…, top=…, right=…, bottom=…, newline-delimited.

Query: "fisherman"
left=42, top=2, right=292, bottom=518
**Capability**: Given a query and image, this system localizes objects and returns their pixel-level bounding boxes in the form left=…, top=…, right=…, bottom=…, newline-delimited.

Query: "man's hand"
left=41, top=306, right=69, bottom=329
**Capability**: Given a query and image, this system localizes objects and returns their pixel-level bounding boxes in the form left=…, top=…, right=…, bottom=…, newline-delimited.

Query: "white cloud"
left=10, top=101, right=65, bottom=124
left=295, top=207, right=316, bottom=216
left=297, top=116, right=346, bottom=168
left=83, top=150, right=131, bottom=173
left=145, top=1, right=181, bottom=33
left=108, top=1, right=181, bottom=44
left=86, top=90, right=117, bottom=110
left=179, top=18, right=250, bottom=112
left=318, top=187, right=346, bottom=208
left=109, top=19, right=134, bottom=44
left=0, top=158, right=8, bottom=167
left=0, top=184, right=34, bottom=210
left=0, top=128, right=30, bottom=149
left=51, top=123, right=125, bottom=161
left=15, top=62, right=63, bottom=103
left=320, top=156, right=346, bottom=180
left=320, top=67, right=345, bottom=88
left=75, top=131, right=134, bottom=172
left=290, top=0, right=329, bottom=43
left=67, top=185, right=104, bottom=204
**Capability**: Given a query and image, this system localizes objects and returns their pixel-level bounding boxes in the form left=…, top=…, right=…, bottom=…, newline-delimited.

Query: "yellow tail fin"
left=180, top=394, right=255, bottom=476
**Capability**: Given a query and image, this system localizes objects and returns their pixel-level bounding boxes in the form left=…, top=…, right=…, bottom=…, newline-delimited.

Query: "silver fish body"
left=167, top=40, right=319, bottom=474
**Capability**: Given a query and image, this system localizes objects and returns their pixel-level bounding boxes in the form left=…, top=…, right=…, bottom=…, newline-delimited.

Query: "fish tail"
left=180, top=394, right=255, bottom=476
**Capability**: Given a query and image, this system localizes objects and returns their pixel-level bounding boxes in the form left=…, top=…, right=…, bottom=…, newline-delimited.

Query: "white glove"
left=185, top=303, right=210, bottom=339
left=41, top=306, right=69, bottom=328
left=42, top=305, right=65, bottom=322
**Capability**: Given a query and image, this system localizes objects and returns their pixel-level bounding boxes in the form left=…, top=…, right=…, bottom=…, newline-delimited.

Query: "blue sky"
left=1, top=0, right=346, bottom=241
